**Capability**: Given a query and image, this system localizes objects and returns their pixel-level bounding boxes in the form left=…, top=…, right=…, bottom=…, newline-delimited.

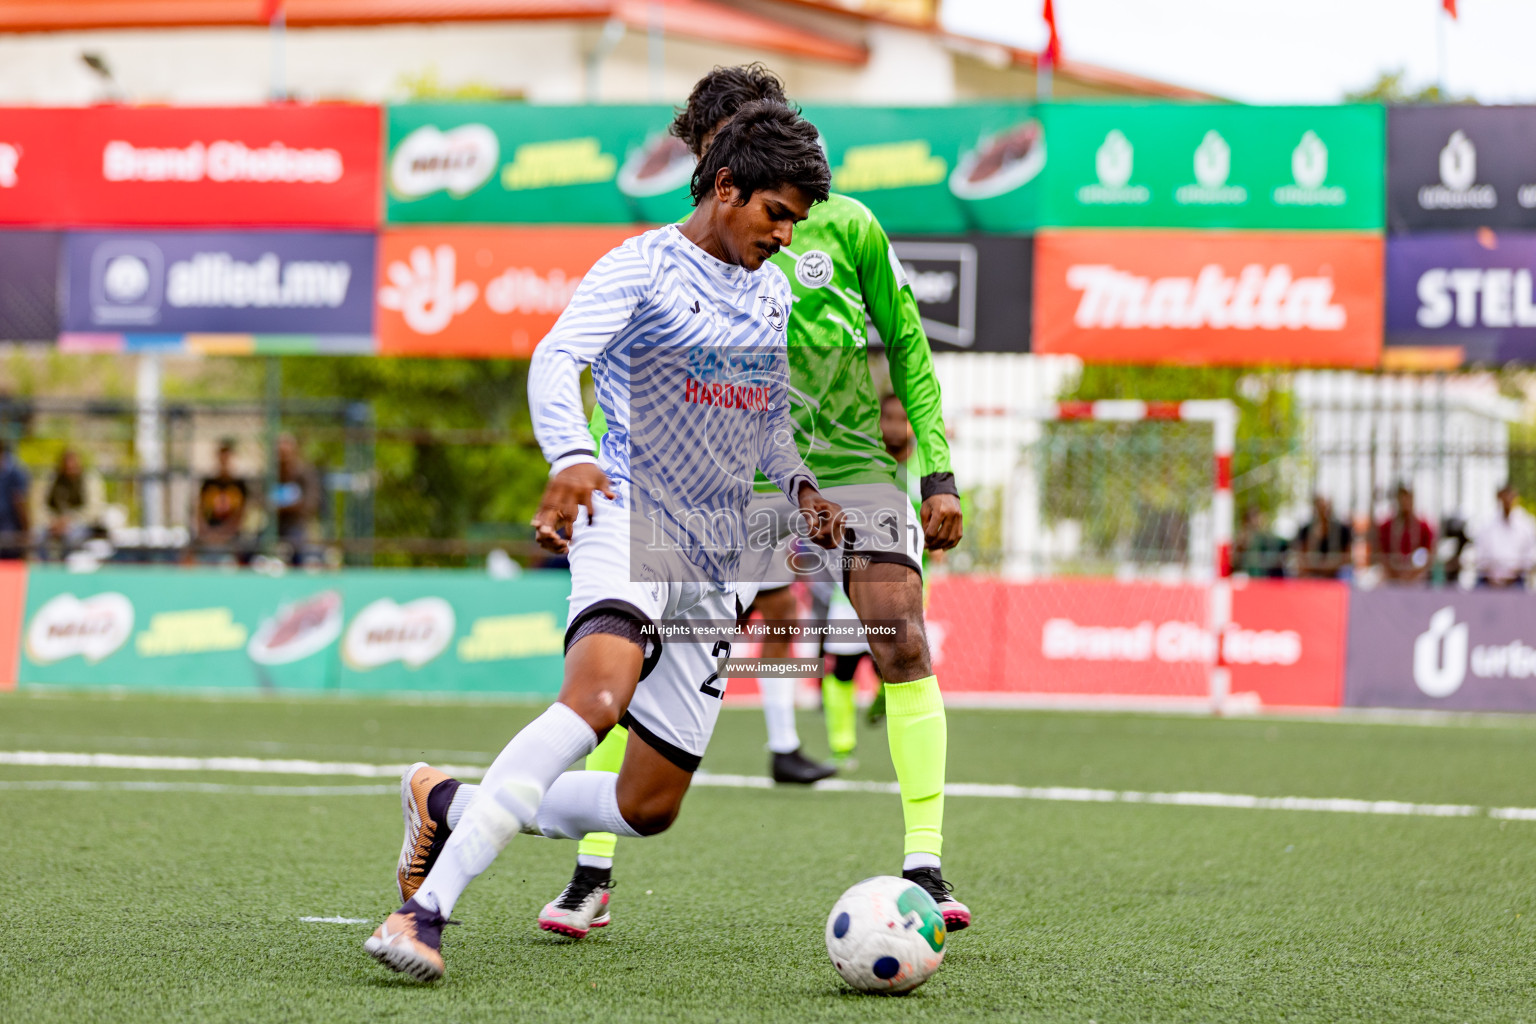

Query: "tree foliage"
left=277, top=357, right=548, bottom=565
left=1344, top=69, right=1472, bottom=105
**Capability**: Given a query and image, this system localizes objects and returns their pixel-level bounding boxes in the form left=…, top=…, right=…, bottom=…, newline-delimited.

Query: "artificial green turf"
left=1, top=692, right=1534, bottom=1022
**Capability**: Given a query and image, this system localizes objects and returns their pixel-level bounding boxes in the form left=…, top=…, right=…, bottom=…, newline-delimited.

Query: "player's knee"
left=559, top=692, right=625, bottom=737
left=878, top=622, right=931, bottom=679
left=619, top=794, right=680, bottom=836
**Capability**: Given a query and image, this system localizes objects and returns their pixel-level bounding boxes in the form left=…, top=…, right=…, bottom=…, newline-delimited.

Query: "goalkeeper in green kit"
left=395, top=65, right=969, bottom=936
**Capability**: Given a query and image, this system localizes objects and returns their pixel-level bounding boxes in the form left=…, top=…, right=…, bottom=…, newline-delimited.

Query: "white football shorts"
left=564, top=493, right=736, bottom=772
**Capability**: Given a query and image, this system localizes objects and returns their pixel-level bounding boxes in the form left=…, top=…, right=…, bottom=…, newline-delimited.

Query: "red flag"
left=1042, top=0, right=1062, bottom=65
left=260, top=0, right=284, bottom=23
left=1443, top=0, right=1457, bottom=17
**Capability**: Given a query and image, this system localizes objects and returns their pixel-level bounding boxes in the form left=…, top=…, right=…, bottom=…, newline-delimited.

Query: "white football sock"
left=761, top=677, right=801, bottom=754
left=446, top=783, right=476, bottom=829
left=576, top=854, right=614, bottom=870
left=534, top=770, right=642, bottom=840
left=413, top=703, right=596, bottom=917
left=903, top=852, right=942, bottom=872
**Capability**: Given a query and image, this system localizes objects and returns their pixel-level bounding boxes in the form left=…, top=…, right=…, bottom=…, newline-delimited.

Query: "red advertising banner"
left=1228, top=578, right=1347, bottom=708
left=1033, top=230, right=1384, bottom=367
left=0, top=105, right=380, bottom=228
left=926, top=576, right=1346, bottom=708
left=376, top=226, right=640, bottom=358
left=0, top=562, right=27, bottom=690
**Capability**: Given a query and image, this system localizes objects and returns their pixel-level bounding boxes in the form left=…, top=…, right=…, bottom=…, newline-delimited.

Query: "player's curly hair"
left=671, top=63, right=790, bottom=158
left=688, top=100, right=830, bottom=208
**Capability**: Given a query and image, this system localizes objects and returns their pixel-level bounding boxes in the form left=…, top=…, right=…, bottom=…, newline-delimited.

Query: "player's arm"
left=527, top=249, right=647, bottom=552
left=856, top=209, right=962, bottom=551
left=758, top=310, right=842, bottom=550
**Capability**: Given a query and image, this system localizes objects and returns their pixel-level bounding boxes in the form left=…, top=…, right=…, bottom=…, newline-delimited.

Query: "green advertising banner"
left=799, top=103, right=1040, bottom=234
left=384, top=102, right=1382, bottom=234
left=16, top=566, right=569, bottom=697
left=386, top=103, right=692, bottom=225
left=1037, top=103, right=1385, bottom=230
left=384, top=102, right=1042, bottom=233
left=332, top=571, right=567, bottom=695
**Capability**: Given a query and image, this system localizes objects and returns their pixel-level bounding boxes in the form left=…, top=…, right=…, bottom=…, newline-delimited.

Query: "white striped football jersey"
left=529, top=224, right=815, bottom=585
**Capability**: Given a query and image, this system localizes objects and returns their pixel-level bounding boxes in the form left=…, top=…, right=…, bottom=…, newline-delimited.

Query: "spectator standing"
left=274, top=434, right=320, bottom=565
left=1293, top=494, right=1353, bottom=579
left=1376, top=483, right=1435, bottom=584
left=41, top=448, right=103, bottom=560
left=1471, top=484, right=1536, bottom=588
left=196, top=439, right=250, bottom=560
left=1234, top=505, right=1288, bottom=578
left=0, top=439, right=28, bottom=560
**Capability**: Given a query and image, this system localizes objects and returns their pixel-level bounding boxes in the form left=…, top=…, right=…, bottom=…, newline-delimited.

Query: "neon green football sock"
left=575, top=724, right=628, bottom=861
left=884, top=675, right=946, bottom=859
left=822, top=673, right=858, bottom=758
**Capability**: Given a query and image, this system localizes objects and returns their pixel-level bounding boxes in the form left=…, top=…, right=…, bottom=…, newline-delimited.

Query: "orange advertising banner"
left=376, top=226, right=642, bottom=358
left=0, top=562, right=26, bottom=690
left=1033, top=230, right=1384, bottom=367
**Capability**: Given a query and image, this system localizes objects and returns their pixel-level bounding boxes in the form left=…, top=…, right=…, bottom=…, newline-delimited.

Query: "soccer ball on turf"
left=824, top=875, right=946, bottom=994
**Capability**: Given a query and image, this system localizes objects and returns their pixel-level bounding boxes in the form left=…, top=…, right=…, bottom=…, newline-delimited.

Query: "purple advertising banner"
left=0, top=230, right=60, bottom=341
left=1344, top=587, right=1536, bottom=712
left=61, top=231, right=375, bottom=337
left=1388, top=106, right=1536, bottom=232
left=1386, top=231, right=1536, bottom=364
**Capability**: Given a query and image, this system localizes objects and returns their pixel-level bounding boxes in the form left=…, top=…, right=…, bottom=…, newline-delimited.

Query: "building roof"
left=0, top=0, right=1215, bottom=96
left=0, top=0, right=867, bottom=63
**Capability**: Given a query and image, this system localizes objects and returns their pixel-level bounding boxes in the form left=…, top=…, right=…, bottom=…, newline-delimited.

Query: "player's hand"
left=531, top=463, right=615, bottom=554
left=797, top=483, right=844, bottom=550
left=921, top=494, right=963, bottom=551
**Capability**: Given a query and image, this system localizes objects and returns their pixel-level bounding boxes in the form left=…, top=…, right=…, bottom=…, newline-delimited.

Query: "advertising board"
left=1386, top=231, right=1536, bottom=365
left=385, top=102, right=1041, bottom=234
left=1038, top=103, right=1384, bottom=231
left=375, top=226, right=639, bottom=358
left=925, top=576, right=1346, bottom=708
left=1033, top=230, right=1384, bottom=367
left=921, top=580, right=1345, bottom=709
left=0, top=105, right=380, bottom=228
left=1344, top=587, right=1536, bottom=712
left=59, top=230, right=376, bottom=349
left=888, top=235, right=1031, bottom=352
left=1387, top=106, right=1536, bottom=232
left=0, top=230, right=60, bottom=341
left=15, top=566, right=570, bottom=696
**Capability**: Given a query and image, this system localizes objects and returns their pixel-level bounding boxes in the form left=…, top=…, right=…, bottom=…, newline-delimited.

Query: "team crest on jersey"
left=759, top=294, right=786, bottom=332
left=795, top=250, right=834, bottom=289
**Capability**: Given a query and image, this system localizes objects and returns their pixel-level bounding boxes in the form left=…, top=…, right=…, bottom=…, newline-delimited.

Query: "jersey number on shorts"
left=699, top=640, right=732, bottom=699
left=876, top=510, right=922, bottom=557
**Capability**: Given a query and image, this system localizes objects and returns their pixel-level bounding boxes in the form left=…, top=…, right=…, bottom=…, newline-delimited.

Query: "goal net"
left=931, top=400, right=1235, bottom=710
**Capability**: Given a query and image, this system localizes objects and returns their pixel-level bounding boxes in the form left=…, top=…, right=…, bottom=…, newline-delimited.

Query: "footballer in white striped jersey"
left=368, top=101, right=841, bottom=979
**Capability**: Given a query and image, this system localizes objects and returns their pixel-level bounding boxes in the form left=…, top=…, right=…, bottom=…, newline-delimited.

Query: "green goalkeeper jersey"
left=588, top=194, right=955, bottom=499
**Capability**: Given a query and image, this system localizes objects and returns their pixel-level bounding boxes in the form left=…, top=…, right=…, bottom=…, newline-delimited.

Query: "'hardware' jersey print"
left=530, top=224, right=814, bottom=586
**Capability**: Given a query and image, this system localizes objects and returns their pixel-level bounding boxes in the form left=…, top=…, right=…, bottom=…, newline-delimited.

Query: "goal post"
left=939, top=399, right=1237, bottom=712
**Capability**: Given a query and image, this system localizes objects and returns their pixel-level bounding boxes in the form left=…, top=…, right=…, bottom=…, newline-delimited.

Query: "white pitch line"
left=0, top=779, right=396, bottom=796
left=0, top=751, right=1529, bottom=822
left=0, top=750, right=488, bottom=780
left=299, top=916, right=372, bottom=924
